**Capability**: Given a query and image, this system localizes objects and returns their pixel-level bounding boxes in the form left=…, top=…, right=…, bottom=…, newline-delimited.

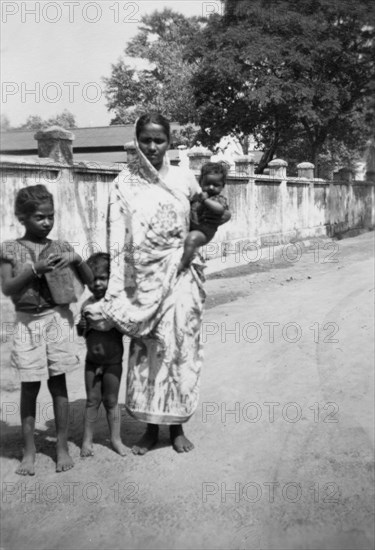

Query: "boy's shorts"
left=11, top=306, right=80, bottom=382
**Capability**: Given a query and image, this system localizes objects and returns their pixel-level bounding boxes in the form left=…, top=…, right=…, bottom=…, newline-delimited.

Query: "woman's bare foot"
left=80, top=441, right=94, bottom=457
left=170, top=425, right=194, bottom=453
left=16, top=448, right=36, bottom=476
left=132, top=424, right=159, bottom=455
left=56, top=443, right=74, bottom=472
left=111, top=438, right=127, bottom=456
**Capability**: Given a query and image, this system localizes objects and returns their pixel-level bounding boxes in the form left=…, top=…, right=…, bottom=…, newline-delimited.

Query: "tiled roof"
left=1, top=129, right=37, bottom=151
left=0, top=123, right=184, bottom=152
left=0, top=124, right=264, bottom=165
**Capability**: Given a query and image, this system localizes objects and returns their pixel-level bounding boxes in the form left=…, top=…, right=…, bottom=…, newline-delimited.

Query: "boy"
left=77, top=253, right=126, bottom=457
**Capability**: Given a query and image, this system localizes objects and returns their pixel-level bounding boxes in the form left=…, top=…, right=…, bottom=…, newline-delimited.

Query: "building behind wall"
left=0, top=123, right=184, bottom=166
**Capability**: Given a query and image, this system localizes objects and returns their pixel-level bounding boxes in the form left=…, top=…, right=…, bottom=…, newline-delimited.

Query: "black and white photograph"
left=0, top=1, right=374, bottom=548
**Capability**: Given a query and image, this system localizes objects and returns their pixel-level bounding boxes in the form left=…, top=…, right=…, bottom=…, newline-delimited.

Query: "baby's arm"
left=0, top=257, right=54, bottom=296
left=74, top=256, right=93, bottom=286
left=201, top=193, right=226, bottom=216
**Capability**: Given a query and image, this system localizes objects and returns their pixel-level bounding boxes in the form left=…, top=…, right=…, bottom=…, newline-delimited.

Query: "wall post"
left=297, top=162, right=315, bottom=179
left=234, top=155, right=255, bottom=177
left=187, top=147, right=211, bottom=172
left=34, top=126, right=75, bottom=164
left=268, top=158, right=288, bottom=179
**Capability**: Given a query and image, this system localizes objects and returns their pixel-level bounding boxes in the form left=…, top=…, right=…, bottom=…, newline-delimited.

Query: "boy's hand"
left=46, top=252, right=81, bottom=270
left=34, top=255, right=59, bottom=274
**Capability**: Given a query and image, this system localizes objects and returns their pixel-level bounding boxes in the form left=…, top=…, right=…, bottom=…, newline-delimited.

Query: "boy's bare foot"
left=111, top=439, right=127, bottom=456
left=56, top=444, right=74, bottom=472
left=80, top=442, right=94, bottom=457
left=132, top=425, right=159, bottom=455
left=170, top=425, right=194, bottom=453
left=16, top=448, right=36, bottom=476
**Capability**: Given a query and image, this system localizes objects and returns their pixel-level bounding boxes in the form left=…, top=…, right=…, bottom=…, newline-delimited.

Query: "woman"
left=101, top=113, right=228, bottom=454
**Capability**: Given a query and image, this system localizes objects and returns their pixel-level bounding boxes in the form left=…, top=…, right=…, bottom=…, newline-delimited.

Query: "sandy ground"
left=0, top=231, right=374, bottom=550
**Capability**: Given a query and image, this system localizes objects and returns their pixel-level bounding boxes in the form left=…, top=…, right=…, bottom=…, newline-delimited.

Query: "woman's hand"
left=84, top=309, right=98, bottom=324
left=76, top=313, right=88, bottom=337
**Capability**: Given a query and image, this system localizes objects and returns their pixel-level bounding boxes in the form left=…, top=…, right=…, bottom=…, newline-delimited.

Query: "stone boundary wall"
left=1, top=128, right=374, bottom=261
left=1, top=128, right=374, bottom=325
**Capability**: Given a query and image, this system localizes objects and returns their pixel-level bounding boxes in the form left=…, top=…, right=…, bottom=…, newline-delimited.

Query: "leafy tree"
left=103, top=9, right=202, bottom=125
left=192, top=0, right=375, bottom=173
left=1, top=114, right=12, bottom=132
left=48, top=109, right=76, bottom=129
left=17, top=110, right=76, bottom=131
left=18, top=115, right=45, bottom=130
left=170, top=125, right=199, bottom=148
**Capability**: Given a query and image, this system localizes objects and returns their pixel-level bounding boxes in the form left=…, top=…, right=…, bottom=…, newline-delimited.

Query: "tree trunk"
left=255, top=137, right=279, bottom=174
left=243, top=134, right=249, bottom=155
left=307, top=128, right=327, bottom=178
left=237, top=134, right=250, bottom=155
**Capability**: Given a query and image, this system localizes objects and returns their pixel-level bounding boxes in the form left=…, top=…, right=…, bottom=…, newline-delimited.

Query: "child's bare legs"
left=48, top=374, right=74, bottom=472
left=17, top=381, right=41, bottom=475
left=102, top=363, right=126, bottom=456
left=177, top=230, right=208, bottom=274
left=170, top=424, right=194, bottom=453
left=81, top=364, right=102, bottom=457
left=132, top=424, right=159, bottom=455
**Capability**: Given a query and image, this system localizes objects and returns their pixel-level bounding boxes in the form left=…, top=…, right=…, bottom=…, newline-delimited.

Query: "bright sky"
left=1, top=1, right=223, bottom=128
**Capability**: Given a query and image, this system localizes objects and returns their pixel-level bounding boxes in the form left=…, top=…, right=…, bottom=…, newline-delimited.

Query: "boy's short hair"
left=86, top=252, right=110, bottom=274
left=199, top=162, right=228, bottom=186
left=15, top=184, right=54, bottom=220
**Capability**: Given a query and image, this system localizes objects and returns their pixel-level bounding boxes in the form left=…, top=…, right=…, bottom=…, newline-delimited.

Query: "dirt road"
left=1, top=232, right=374, bottom=550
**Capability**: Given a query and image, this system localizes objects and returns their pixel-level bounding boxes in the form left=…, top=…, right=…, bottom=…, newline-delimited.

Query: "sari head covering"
left=102, top=118, right=205, bottom=424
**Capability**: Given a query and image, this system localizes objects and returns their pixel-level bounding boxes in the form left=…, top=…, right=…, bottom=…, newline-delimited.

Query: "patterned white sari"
left=102, top=135, right=205, bottom=424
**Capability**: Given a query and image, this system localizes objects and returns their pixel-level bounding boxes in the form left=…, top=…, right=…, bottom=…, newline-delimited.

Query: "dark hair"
left=15, top=184, right=54, bottom=219
left=135, top=113, right=170, bottom=142
left=199, top=162, right=228, bottom=186
left=86, top=252, right=110, bottom=274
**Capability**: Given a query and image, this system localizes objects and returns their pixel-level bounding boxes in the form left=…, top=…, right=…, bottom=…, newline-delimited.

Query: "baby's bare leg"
left=17, top=381, right=41, bottom=475
left=81, top=365, right=102, bottom=457
left=178, top=230, right=208, bottom=274
left=102, top=364, right=126, bottom=456
left=48, top=374, right=74, bottom=472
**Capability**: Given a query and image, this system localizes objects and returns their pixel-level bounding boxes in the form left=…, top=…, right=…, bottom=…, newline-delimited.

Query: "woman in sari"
left=101, top=113, right=228, bottom=454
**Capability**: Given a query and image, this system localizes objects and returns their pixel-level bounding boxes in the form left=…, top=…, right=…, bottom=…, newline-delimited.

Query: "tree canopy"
left=102, top=1, right=374, bottom=173
left=192, top=0, right=375, bottom=173
left=7, top=110, right=77, bottom=131
left=103, top=9, right=202, bottom=127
